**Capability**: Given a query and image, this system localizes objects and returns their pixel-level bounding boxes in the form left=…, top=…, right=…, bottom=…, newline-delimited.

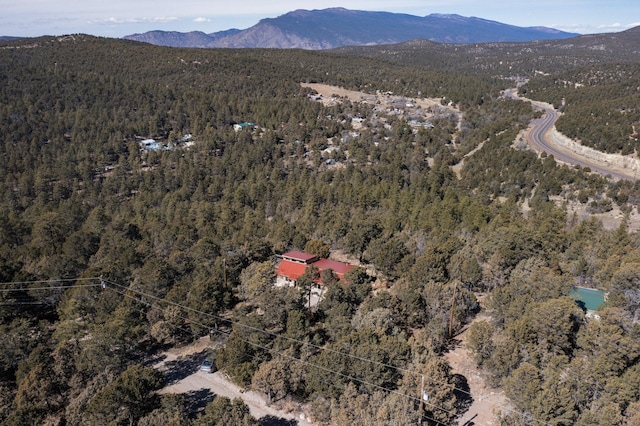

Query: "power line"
left=12, top=275, right=425, bottom=394
left=0, top=284, right=102, bottom=293
left=103, top=279, right=463, bottom=392
left=0, top=275, right=550, bottom=425
left=0, top=277, right=100, bottom=286
left=0, top=279, right=104, bottom=306
left=103, top=281, right=464, bottom=421
left=105, top=276, right=500, bottom=423
left=106, top=279, right=552, bottom=426
left=110, top=286, right=452, bottom=426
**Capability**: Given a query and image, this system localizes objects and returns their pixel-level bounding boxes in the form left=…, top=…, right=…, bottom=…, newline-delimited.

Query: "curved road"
left=505, top=88, right=637, bottom=181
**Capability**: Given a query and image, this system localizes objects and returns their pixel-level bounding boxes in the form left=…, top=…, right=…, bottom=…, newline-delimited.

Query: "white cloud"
left=90, top=16, right=178, bottom=25
left=598, top=22, right=623, bottom=29
left=589, top=21, right=640, bottom=33
left=551, top=20, right=640, bottom=34
left=193, top=17, right=210, bottom=23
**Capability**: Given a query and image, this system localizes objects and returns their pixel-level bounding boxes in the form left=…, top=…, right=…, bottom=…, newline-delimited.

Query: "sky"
left=2, top=0, right=639, bottom=38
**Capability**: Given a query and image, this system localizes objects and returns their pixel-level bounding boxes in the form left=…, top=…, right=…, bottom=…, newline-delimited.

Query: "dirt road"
left=155, top=337, right=314, bottom=425
left=444, top=313, right=512, bottom=426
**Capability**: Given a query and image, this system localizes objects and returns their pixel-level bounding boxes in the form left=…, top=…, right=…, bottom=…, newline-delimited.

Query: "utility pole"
left=223, top=258, right=227, bottom=289
left=418, top=375, right=430, bottom=425
left=449, top=282, right=457, bottom=338
left=418, top=374, right=424, bottom=424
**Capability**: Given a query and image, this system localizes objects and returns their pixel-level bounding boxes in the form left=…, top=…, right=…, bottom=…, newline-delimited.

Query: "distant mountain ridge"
left=124, top=29, right=241, bottom=48
left=123, top=8, right=580, bottom=49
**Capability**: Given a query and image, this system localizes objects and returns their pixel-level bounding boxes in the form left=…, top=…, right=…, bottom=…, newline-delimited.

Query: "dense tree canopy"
left=0, top=34, right=639, bottom=425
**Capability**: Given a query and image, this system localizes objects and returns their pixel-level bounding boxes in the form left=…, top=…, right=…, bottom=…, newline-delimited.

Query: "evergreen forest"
left=1, top=34, right=640, bottom=425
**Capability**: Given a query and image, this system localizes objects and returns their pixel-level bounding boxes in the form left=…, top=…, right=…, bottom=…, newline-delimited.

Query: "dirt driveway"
left=154, top=337, right=314, bottom=425
left=444, top=312, right=512, bottom=426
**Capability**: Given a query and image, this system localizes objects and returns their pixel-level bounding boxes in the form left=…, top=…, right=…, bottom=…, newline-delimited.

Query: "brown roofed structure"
left=276, top=251, right=356, bottom=285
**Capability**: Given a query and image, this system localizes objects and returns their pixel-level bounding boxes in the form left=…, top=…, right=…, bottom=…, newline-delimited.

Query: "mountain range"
left=123, top=8, right=580, bottom=49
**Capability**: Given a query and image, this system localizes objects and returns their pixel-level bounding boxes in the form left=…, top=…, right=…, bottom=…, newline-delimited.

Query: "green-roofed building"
left=571, top=287, right=605, bottom=313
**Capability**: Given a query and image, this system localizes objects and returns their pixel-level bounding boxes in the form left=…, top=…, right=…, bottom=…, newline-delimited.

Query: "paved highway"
left=504, top=88, right=637, bottom=181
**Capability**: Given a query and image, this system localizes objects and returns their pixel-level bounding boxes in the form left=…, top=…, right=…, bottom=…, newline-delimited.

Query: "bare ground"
left=444, top=310, right=512, bottom=426
left=301, top=83, right=455, bottom=115
left=154, top=336, right=314, bottom=425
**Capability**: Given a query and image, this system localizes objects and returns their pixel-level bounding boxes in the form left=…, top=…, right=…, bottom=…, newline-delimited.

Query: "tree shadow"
left=183, top=388, right=215, bottom=418
left=453, top=373, right=473, bottom=413
left=144, top=352, right=168, bottom=367
left=162, top=349, right=210, bottom=385
left=448, top=336, right=463, bottom=348
left=259, top=415, right=299, bottom=426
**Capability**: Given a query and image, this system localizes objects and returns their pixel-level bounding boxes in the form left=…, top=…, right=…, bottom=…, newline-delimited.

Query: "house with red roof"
left=275, top=251, right=356, bottom=287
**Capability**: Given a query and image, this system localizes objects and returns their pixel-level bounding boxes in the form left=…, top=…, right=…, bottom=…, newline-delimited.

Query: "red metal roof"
left=276, top=256, right=356, bottom=284
left=276, top=260, right=308, bottom=281
left=312, top=258, right=355, bottom=278
left=282, top=251, right=318, bottom=263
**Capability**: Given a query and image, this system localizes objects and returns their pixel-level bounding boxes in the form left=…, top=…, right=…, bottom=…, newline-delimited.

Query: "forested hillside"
left=1, top=35, right=640, bottom=425
left=520, top=62, right=640, bottom=155
left=339, top=26, right=640, bottom=160
left=337, top=26, right=640, bottom=76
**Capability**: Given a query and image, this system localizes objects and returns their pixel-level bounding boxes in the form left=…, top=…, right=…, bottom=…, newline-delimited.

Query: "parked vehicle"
left=199, top=359, right=214, bottom=373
